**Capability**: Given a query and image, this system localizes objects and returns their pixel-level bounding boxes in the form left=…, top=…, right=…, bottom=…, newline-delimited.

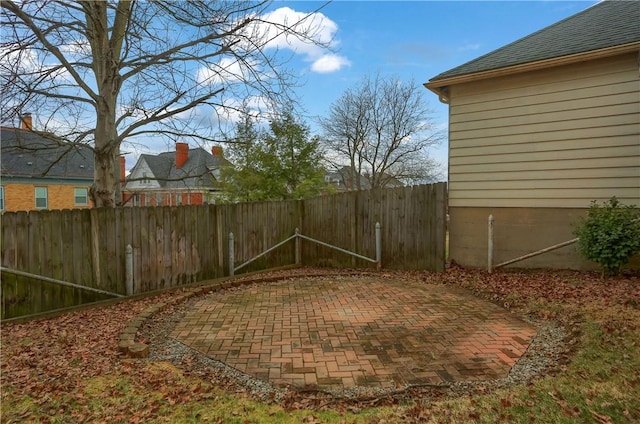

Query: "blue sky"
left=270, top=0, right=600, bottom=173
left=7, top=0, right=601, bottom=175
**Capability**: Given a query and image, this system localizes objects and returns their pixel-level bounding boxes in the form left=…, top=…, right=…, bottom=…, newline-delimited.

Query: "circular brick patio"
left=171, top=275, right=537, bottom=391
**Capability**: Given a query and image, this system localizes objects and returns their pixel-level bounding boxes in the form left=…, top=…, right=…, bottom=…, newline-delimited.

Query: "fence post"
left=90, top=209, right=101, bottom=286
left=375, top=222, right=382, bottom=270
left=125, top=244, right=134, bottom=296
left=229, top=232, right=234, bottom=276
left=488, top=214, right=494, bottom=273
left=295, top=228, right=301, bottom=265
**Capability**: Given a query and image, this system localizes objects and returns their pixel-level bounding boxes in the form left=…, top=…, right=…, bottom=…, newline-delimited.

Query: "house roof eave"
left=423, top=83, right=450, bottom=104
left=426, top=42, right=640, bottom=93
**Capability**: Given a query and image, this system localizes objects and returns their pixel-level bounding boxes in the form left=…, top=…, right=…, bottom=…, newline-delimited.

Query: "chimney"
left=175, top=142, right=189, bottom=169
left=20, top=113, right=33, bottom=130
left=119, top=155, right=126, bottom=183
left=211, top=145, right=223, bottom=157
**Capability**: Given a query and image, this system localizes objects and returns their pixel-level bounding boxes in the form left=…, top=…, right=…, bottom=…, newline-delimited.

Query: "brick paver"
left=171, top=275, right=537, bottom=391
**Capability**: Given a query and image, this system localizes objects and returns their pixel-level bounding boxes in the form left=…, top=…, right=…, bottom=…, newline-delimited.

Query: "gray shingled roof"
left=134, top=147, right=229, bottom=189
left=1, top=127, right=94, bottom=180
left=430, top=0, right=640, bottom=81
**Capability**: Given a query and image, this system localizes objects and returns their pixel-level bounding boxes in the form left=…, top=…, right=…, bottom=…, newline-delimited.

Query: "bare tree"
left=319, top=73, right=443, bottom=189
left=1, top=0, right=330, bottom=206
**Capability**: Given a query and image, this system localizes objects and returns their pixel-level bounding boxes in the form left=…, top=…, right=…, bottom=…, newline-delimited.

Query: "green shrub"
left=573, top=197, right=640, bottom=276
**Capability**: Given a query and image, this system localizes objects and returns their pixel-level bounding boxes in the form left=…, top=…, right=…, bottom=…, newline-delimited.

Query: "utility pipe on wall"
left=375, top=222, right=382, bottom=270
left=488, top=214, right=494, bottom=273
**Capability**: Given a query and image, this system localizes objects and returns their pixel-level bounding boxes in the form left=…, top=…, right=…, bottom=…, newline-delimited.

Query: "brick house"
left=123, top=142, right=230, bottom=206
left=0, top=115, right=95, bottom=212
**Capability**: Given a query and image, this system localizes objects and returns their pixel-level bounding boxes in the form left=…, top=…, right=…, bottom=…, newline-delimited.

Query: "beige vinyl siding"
left=450, top=82, right=639, bottom=121
left=448, top=52, right=640, bottom=208
left=452, top=134, right=638, bottom=157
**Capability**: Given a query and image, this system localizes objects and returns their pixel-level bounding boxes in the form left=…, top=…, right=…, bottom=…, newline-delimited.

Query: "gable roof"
left=428, top=0, right=640, bottom=85
left=0, top=127, right=94, bottom=180
left=130, top=147, right=229, bottom=189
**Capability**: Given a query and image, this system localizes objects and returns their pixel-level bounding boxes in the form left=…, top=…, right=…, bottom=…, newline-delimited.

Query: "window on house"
left=35, top=187, right=48, bottom=209
left=176, top=193, right=182, bottom=205
left=74, top=187, right=88, bottom=206
left=0, top=186, right=4, bottom=211
left=142, top=172, right=149, bottom=185
left=156, top=194, right=162, bottom=206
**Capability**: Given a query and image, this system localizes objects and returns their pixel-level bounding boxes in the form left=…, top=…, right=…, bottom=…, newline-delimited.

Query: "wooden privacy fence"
left=1, top=183, right=447, bottom=319
left=301, top=184, right=447, bottom=271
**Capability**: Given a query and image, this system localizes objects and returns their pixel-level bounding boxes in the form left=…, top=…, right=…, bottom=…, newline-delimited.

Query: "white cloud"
left=252, top=7, right=348, bottom=73
left=212, top=95, right=272, bottom=126
left=1, top=45, right=77, bottom=87
left=196, top=57, right=259, bottom=86
left=0, top=46, right=38, bottom=73
left=259, top=7, right=336, bottom=48
left=311, top=53, right=351, bottom=74
left=195, top=6, right=348, bottom=94
left=60, top=39, right=91, bottom=56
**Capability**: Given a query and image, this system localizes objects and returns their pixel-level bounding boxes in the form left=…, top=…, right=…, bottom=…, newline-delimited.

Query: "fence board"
left=114, top=207, right=124, bottom=290
left=99, top=207, right=118, bottom=293
left=195, top=205, right=210, bottom=281
left=149, top=206, right=159, bottom=290
left=89, top=209, right=101, bottom=288
left=205, top=205, right=216, bottom=277
left=46, top=210, right=62, bottom=308
left=169, top=206, right=178, bottom=287
left=1, top=212, right=16, bottom=268
left=61, top=210, right=73, bottom=283
left=183, top=205, right=194, bottom=285
left=183, top=205, right=193, bottom=284
left=17, top=211, right=27, bottom=270
left=28, top=212, right=42, bottom=278
left=132, top=207, right=142, bottom=293
left=71, top=209, right=84, bottom=286
left=139, top=207, right=150, bottom=292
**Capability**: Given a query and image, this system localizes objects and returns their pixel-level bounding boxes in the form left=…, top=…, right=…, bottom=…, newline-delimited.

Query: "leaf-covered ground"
left=1, top=266, right=639, bottom=423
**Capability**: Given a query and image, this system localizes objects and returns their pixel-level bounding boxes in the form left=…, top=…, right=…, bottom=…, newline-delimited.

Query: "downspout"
left=438, top=86, right=450, bottom=104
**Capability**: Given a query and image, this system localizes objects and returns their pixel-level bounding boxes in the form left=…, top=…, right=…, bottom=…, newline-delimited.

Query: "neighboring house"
left=425, top=0, right=639, bottom=269
left=324, top=166, right=404, bottom=192
left=123, top=142, right=229, bottom=206
left=324, top=166, right=371, bottom=191
left=0, top=116, right=94, bottom=212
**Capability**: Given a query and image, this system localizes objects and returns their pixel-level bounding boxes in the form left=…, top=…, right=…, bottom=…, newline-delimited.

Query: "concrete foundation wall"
left=449, top=206, right=639, bottom=271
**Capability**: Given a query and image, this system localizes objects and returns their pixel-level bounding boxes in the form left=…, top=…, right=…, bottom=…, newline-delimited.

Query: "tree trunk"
left=91, top=101, right=119, bottom=208
left=83, top=1, right=128, bottom=208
